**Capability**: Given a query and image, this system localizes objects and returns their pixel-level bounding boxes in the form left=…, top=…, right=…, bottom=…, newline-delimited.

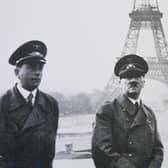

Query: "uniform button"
left=147, top=120, right=151, bottom=124
left=122, top=108, right=126, bottom=112
left=126, top=118, right=129, bottom=122
left=128, top=153, right=133, bottom=157
left=129, top=141, right=133, bottom=145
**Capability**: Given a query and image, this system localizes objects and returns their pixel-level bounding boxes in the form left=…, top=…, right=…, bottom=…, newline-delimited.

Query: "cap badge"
left=33, top=44, right=40, bottom=49
left=126, top=64, right=136, bottom=70
left=29, top=51, right=43, bottom=57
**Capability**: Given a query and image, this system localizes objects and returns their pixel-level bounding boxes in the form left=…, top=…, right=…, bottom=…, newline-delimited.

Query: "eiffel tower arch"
left=105, top=0, right=168, bottom=94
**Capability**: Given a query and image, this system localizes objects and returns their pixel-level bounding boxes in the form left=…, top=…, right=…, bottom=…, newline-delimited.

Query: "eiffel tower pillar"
left=105, top=0, right=168, bottom=96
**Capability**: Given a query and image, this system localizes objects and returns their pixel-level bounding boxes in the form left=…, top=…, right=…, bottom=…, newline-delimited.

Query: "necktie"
left=134, top=102, right=139, bottom=113
left=135, top=102, right=139, bottom=108
left=27, top=92, right=33, bottom=107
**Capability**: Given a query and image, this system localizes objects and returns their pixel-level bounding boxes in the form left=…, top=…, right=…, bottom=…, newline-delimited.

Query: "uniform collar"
left=117, top=95, right=140, bottom=115
left=7, top=85, right=48, bottom=113
left=117, top=94, right=152, bottom=119
left=16, top=83, right=37, bottom=104
left=127, top=96, right=141, bottom=106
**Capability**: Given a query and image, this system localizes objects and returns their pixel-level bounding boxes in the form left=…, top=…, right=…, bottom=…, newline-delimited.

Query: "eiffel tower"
left=105, top=0, right=168, bottom=96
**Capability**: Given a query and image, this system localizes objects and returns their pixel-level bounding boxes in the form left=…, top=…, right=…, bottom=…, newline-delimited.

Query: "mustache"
left=129, top=81, right=138, bottom=87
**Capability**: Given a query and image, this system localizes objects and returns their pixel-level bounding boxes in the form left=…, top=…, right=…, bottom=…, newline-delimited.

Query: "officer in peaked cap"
left=114, top=54, right=149, bottom=78
left=114, top=54, right=149, bottom=100
left=0, top=40, right=59, bottom=168
left=92, top=54, right=163, bottom=168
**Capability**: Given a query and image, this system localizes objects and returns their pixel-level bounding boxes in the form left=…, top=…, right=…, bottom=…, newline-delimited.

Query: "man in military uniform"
left=0, top=40, right=59, bottom=168
left=92, top=54, right=163, bottom=168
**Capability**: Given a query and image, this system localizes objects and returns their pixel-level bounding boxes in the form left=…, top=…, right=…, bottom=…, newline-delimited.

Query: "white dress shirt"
left=16, top=83, right=37, bottom=105
left=128, top=96, right=141, bottom=106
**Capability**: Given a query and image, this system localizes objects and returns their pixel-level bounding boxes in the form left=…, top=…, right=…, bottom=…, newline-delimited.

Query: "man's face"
left=15, top=62, right=44, bottom=91
left=120, top=76, right=145, bottom=99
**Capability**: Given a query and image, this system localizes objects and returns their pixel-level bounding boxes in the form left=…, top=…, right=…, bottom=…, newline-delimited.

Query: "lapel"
left=116, top=95, right=134, bottom=131
left=21, top=106, right=46, bottom=132
left=117, top=95, right=137, bottom=116
left=8, top=85, right=27, bottom=112
left=130, top=106, right=147, bottom=128
left=21, top=90, right=48, bottom=132
left=117, top=95, right=147, bottom=129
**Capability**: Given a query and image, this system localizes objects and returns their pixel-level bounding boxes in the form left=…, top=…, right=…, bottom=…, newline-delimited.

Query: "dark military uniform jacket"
left=0, top=85, right=59, bottom=168
left=92, top=95, right=163, bottom=168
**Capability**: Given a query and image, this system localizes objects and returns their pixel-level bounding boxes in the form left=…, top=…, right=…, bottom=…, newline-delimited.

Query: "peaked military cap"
left=114, top=54, right=148, bottom=78
left=9, top=40, right=47, bottom=66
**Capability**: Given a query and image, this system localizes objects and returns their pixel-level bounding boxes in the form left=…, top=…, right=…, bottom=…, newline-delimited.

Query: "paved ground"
left=53, top=159, right=94, bottom=168
left=53, top=157, right=168, bottom=168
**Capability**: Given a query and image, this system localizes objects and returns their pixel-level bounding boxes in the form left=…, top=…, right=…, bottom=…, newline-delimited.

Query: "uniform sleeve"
left=51, top=97, right=59, bottom=133
left=91, top=102, right=136, bottom=168
left=0, top=95, right=7, bottom=167
left=54, top=100, right=59, bottom=133
left=148, top=113, right=163, bottom=168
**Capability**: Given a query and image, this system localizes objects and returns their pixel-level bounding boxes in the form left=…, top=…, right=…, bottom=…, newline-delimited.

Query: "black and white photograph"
left=0, top=0, right=168, bottom=167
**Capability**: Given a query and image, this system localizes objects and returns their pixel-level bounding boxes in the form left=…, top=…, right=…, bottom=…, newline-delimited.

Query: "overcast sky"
left=1, top=0, right=168, bottom=95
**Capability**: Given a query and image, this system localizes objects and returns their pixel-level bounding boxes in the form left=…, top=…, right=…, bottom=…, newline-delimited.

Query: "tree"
left=69, top=93, right=93, bottom=114
left=50, top=92, right=71, bottom=116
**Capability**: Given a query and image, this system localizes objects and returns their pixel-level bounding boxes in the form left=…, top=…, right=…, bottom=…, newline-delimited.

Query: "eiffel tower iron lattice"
left=105, top=0, right=168, bottom=95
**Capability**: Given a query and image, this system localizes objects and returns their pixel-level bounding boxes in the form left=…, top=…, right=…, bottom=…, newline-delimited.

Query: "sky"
left=1, top=0, right=168, bottom=95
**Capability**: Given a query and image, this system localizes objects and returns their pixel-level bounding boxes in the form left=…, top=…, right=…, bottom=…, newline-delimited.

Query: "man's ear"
left=119, top=77, right=122, bottom=83
left=14, top=67, right=19, bottom=77
left=142, top=77, right=145, bottom=88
